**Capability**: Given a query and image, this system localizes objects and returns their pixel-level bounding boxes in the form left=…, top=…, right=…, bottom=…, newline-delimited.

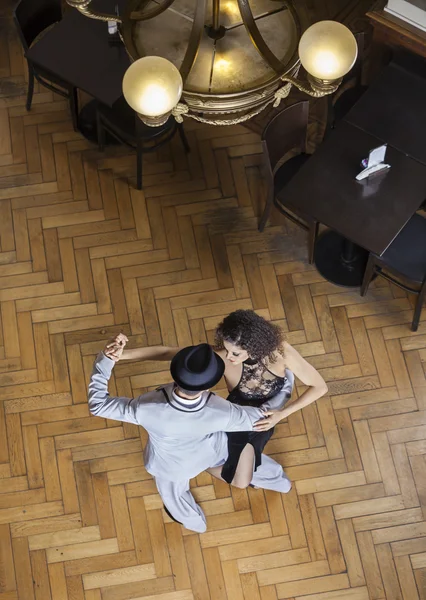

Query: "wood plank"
left=22, top=425, right=43, bottom=489
left=375, top=543, right=403, bottom=600
left=0, top=524, right=16, bottom=593
left=12, top=537, right=34, bottom=600
left=336, top=519, right=365, bottom=587
left=110, top=484, right=134, bottom=551
left=318, top=506, right=346, bottom=574
left=6, top=413, right=25, bottom=476
left=356, top=531, right=385, bottom=600
left=83, top=563, right=156, bottom=590
left=330, top=306, right=358, bottom=364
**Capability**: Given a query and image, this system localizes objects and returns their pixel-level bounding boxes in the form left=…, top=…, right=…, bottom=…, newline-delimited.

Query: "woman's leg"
left=207, top=466, right=224, bottom=480
left=208, top=444, right=255, bottom=489
left=231, top=444, right=255, bottom=488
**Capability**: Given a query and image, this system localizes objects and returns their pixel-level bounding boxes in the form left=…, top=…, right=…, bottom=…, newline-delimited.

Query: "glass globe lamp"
left=122, top=56, right=183, bottom=126
left=298, top=21, right=358, bottom=93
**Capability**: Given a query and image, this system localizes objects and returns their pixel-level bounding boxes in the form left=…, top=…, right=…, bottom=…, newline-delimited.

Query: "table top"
left=345, top=54, right=426, bottom=165
left=26, top=0, right=130, bottom=106
left=277, top=120, right=426, bottom=256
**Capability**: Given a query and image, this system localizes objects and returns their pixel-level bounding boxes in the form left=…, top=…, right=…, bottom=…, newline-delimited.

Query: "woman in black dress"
left=210, top=309, right=328, bottom=489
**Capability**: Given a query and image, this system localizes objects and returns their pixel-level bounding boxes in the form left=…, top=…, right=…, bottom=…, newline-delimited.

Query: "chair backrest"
left=13, top=0, right=62, bottom=51
left=262, top=101, right=309, bottom=173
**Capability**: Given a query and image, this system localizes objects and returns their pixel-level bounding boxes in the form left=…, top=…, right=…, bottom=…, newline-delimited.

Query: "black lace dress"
left=221, top=358, right=287, bottom=484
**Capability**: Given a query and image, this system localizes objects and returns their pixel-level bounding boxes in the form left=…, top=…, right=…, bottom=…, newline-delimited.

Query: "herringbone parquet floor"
left=1, top=4, right=426, bottom=600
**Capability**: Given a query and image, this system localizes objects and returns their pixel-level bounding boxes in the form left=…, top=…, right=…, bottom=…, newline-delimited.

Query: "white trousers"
left=155, top=444, right=291, bottom=533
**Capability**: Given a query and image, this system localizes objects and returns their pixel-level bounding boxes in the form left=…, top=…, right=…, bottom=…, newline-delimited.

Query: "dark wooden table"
left=345, top=54, right=426, bottom=166
left=277, top=120, right=426, bottom=287
left=26, top=0, right=130, bottom=141
left=367, top=1, right=426, bottom=63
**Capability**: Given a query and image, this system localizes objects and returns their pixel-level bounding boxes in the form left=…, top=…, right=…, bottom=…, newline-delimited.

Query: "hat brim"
left=170, top=347, right=225, bottom=392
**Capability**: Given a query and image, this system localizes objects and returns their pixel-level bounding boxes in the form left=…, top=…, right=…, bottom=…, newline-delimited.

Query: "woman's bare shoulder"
left=268, top=347, right=288, bottom=376
left=278, top=341, right=298, bottom=364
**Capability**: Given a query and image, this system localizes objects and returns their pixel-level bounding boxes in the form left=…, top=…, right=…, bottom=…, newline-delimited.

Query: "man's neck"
left=165, top=385, right=210, bottom=413
left=172, top=388, right=202, bottom=406
left=174, top=389, right=201, bottom=401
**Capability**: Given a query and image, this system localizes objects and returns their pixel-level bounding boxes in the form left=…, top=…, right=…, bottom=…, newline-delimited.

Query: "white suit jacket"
left=88, top=353, right=293, bottom=481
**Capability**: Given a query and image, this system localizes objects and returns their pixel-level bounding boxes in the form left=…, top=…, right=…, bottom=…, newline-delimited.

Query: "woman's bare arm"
left=280, top=342, right=328, bottom=414
left=120, top=346, right=180, bottom=361
left=254, top=341, right=328, bottom=430
left=121, top=346, right=180, bottom=361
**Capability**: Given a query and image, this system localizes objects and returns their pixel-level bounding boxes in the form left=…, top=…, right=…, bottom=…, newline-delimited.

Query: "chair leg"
left=360, top=253, right=376, bottom=296
left=69, top=87, right=79, bottom=132
left=136, top=138, right=143, bottom=190
left=411, top=284, right=426, bottom=332
left=96, top=111, right=105, bottom=151
left=258, top=189, right=274, bottom=232
left=177, top=123, right=190, bottom=153
left=325, top=95, right=335, bottom=134
left=26, top=65, right=35, bottom=112
left=308, top=221, right=319, bottom=265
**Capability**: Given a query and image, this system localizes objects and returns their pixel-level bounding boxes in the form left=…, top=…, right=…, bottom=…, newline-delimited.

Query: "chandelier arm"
left=66, top=0, right=120, bottom=22
left=179, top=0, right=208, bottom=83
left=212, top=0, right=220, bottom=31
left=130, top=0, right=177, bottom=22
left=279, top=75, right=340, bottom=97
left=237, top=0, right=286, bottom=74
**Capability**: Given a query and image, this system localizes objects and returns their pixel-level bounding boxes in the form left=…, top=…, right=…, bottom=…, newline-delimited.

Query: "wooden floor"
left=1, top=7, right=426, bottom=600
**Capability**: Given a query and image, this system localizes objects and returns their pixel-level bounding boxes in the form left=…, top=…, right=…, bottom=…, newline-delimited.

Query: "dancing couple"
left=89, top=309, right=327, bottom=533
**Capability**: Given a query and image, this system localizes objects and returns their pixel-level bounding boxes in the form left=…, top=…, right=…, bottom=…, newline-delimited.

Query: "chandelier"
left=66, top=0, right=358, bottom=126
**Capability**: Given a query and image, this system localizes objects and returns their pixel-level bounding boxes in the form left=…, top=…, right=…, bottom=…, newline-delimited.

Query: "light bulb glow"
left=137, top=83, right=172, bottom=115
left=216, top=58, right=231, bottom=72
left=298, top=21, right=357, bottom=81
left=122, top=56, right=183, bottom=117
left=223, top=1, right=240, bottom=16
left=311, top=50, right=340, bottom=79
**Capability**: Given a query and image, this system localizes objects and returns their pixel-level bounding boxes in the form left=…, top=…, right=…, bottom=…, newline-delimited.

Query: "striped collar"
left=160, top=386, right=211, bottom=412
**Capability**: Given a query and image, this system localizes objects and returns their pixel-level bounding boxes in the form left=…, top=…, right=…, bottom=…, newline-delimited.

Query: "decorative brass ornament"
left=66, top=0, right=121, bottom=22
left=65, top=0, right=357, bottom=126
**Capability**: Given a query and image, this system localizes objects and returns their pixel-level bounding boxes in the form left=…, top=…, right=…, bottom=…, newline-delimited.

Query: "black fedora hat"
left=170, top=344, right=225, bottom=392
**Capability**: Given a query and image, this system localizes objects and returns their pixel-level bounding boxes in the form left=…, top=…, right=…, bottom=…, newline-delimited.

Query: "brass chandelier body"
left=66, top=0, right=314, bottom=125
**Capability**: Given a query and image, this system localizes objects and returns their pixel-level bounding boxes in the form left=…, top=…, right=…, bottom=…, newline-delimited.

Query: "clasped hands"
left=104, top=333, right=128, bottom=362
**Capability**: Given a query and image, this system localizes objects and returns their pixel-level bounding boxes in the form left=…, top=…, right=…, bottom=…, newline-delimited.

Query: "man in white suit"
left=88, top=336, right=292, bottom=533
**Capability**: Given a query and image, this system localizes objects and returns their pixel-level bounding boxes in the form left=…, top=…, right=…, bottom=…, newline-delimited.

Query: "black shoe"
left=163, top=504, right=182, bottom=525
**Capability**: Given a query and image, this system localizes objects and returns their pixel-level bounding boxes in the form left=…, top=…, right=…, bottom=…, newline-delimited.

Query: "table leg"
left=314, top=230, right=369, bottom=288
left=78, top=99, right=119, bottom=145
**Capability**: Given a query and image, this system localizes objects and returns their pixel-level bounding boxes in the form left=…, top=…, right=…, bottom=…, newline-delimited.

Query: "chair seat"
left=97, top=96, right=174, bottom=142
left=333, top=85, right=368, bottom=122
left=274, top=153, right=310, bottom=194
left=380, top=213, right=426, bottom=284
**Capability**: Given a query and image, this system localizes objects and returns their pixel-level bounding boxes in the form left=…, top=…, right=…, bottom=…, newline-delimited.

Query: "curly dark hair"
left=215, top=309, right=285, bottom=364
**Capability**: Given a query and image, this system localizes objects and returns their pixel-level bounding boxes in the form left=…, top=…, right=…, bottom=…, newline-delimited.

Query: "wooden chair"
left=258, top=100, right=319, bottom=264
left=96, top=96, right=190, bottom=190
left=327, top=32, right=368, bottom=130
left=13, top=0, right=78, bottom=130
left=361, top=213, right=426, bottom=331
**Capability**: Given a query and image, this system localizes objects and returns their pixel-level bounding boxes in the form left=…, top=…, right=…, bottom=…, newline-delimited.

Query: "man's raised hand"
left=104, top=333, right=128, bottom=362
